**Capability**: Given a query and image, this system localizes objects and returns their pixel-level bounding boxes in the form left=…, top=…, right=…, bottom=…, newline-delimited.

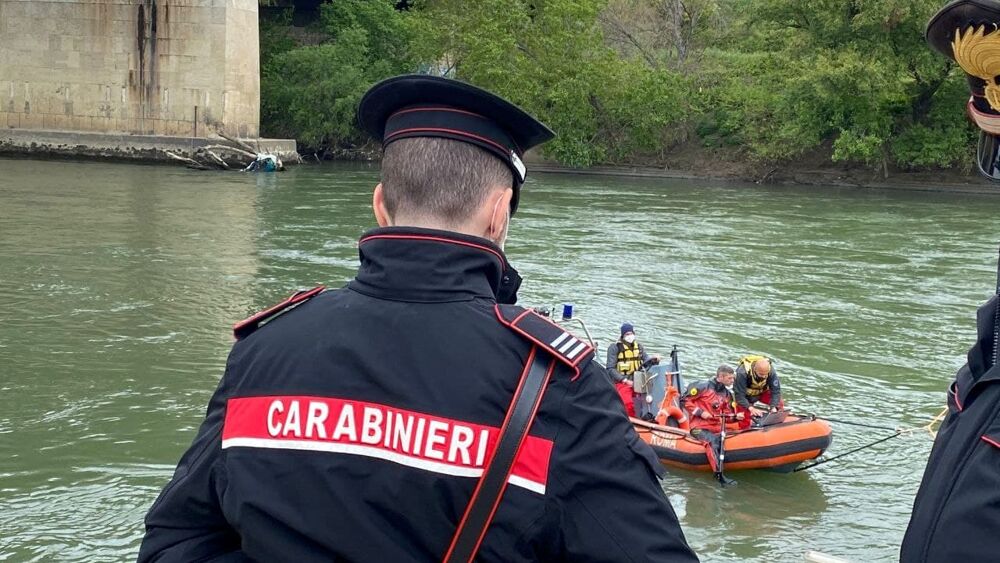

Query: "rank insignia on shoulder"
left=494, top=304, right=595, bottom=375
left=233, top=285, right=326, bottom=340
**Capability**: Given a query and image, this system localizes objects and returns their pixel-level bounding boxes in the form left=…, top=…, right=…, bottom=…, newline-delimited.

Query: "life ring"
left=655, top=383, right=690, bottom=430
left=656, top=404, right=690, bottom=430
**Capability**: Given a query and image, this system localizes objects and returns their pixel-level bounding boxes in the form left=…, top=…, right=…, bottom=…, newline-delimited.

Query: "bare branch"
left=202, top=150, right=231, bottom=169
left=164, top=151, right=212, bottom=170
left=215, top=131, right=258, bottom=154
left=201, top=144, right=258, bottom=160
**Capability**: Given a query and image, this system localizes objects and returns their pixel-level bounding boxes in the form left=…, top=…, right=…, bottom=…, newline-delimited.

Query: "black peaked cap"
left=357, top=74, right=555, bottom=214
left=927, top=0, right=1000, bottom=116
left=927, top=0, right=1000, bottom=58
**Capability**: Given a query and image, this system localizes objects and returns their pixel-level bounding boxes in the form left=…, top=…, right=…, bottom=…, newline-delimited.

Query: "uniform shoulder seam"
left=233, top=285, right=326, bottom=340
left=494, top=304, right=595, bottom=378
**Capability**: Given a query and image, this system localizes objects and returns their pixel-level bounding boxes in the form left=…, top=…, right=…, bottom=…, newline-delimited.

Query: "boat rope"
left=793, top=406, right=951, bottom=472
left=810, top=416, right=899, bottom=432
left=897, top=406, right=949, bottom=439
left=795, top=407, right=949, bottom=439
left=793, top=430, right=902, bottom=472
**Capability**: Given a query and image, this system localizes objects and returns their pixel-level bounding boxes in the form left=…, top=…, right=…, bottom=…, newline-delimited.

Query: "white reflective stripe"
left=550, top=333, right=569, bottom=348
left=221, top=437, right=545, bottom=494
left=566, top=342, right=588, bottom=359
left=558, top=337, right=578, bottom=354
left=222, top=438, right=481, bottom=477
left=508, top=474, right=546, bottom=495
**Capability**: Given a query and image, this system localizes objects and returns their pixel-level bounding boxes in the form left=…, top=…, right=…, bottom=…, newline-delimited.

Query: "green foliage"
left=257, top=0, right=976, bottom=173
left=411, top=0, right=692, bottom=166
left=260, top=0, right=422, bottom=150
left=697, top=0, right=968, bottom=170
left=890, top=76, right=977, bottom=169
left=259, top=10, right=297, bottom=69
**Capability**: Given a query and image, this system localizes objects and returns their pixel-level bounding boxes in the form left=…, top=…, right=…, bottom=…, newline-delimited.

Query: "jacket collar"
left=349, top=226, right=518, bottom=303
left=955, top=295, right=1000, bottom=408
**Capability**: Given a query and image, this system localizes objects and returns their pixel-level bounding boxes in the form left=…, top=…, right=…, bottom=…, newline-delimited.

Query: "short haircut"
left=380, top=137, right=513, bottom=224
left=717, top=364, right=735, bottom=375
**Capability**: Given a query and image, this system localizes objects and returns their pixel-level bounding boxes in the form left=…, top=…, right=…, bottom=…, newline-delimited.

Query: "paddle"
left=714, top=413, right=737, bottom=487
left=669, top=345, right=681, bottom=389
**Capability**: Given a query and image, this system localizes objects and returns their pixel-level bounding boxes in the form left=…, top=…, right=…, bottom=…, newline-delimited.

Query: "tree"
left=260, top=0, right=424, bottom=151
left=600, top=0, right=719, bottom=68
left=412, top=0, right=693, bottom=166
left=696, top=0, right=973, bottom=173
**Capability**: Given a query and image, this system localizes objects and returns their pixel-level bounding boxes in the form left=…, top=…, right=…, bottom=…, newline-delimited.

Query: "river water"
left=1, top=157, right=997, bottom=562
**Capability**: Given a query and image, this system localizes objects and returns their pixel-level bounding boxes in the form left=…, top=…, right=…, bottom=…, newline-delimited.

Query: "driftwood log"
left=164, top=135, right=285, bottom=171
left=217, top=131, right=259, bottom=155
left=164, top=150, right=211, bottom=170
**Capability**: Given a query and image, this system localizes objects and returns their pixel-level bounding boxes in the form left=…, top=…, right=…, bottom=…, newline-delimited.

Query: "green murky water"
left=1, top=157, right=997, bottom=561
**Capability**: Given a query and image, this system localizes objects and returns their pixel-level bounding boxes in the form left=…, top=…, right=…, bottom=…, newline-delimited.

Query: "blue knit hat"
left=620, top=323, right=634, bottom=336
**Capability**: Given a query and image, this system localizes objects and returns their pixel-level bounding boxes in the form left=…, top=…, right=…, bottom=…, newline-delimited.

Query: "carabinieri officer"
left=903, top=2, right=1000, bottom=561
left=138, top=74, right=697, bottom=562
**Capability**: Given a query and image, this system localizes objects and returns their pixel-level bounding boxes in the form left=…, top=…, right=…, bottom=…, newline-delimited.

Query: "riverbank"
left=3, top=133, right=996, bottom=195
left=526, top=144, right=999, bottom=195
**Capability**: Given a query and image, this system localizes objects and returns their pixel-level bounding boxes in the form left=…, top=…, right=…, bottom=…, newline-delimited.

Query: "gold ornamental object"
left=953, top=24, right=1000, bottom=111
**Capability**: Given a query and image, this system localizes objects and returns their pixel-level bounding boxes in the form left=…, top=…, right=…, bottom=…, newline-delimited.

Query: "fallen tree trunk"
left=201, top=144, right=257, bottom=160
left=216, top=132, right=258, bottom=155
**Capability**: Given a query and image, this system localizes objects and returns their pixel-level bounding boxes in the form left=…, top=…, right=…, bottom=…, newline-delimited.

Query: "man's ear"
left=373, top=183, right=392, bottom=227
left=488, top=188, right=514, bottom=240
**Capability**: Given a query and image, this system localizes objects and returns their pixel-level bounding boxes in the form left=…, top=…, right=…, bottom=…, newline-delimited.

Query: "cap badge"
left=953, top=24, right=1000, bottom=111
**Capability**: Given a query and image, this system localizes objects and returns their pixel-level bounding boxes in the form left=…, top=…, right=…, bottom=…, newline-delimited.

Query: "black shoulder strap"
left=442, top=347, right=553, bottom=563
left=494, top=304, right=595, bottom=376
left=232, top=286, right=325, bottom=340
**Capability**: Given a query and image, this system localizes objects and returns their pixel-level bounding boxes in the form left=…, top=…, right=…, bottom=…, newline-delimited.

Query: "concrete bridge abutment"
left=0, top=0, right=291, bottom=161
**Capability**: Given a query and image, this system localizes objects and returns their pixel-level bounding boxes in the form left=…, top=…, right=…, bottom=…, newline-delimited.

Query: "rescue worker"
left=680, top=365, right=743, bottom=480
left=138, top=74, right=697, bottom=563
left=901, top=2, right=1000, bottom=560
left=606, top=322, right=661, bottom=419
left=733, top=355, right=783, bottom=429
left=682, top=364, right=745, bottom=433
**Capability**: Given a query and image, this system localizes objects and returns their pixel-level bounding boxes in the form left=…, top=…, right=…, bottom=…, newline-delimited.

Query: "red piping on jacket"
left=359, top=234, right=506, bottom=270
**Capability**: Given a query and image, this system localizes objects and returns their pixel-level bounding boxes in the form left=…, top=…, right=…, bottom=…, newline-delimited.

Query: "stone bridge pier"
left=0, top=0, right=294, bottom=161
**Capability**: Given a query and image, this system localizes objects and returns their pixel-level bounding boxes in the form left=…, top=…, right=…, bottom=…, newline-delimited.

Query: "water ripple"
left=1, top=160, right=997, bottom=562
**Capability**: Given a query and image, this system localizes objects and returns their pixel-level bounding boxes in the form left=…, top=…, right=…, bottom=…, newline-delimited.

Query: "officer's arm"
left=545, top=360, right=698, bottom=562
left=733, top=371, right=752, bottom=408
left=767, top=370, right=782, bottom=406
left=681, top=388, right=705, bottom=419
left=605, top=343, right=625, bottom=382
left=138, top=361, right=246, bottom=563
left=639, top=343, right=656, bottom=368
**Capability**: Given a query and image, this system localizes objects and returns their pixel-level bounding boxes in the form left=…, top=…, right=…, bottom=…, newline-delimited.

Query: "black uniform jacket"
left=138, top=227, right=697, bottom=563
left=901, top=295, right=1000, bottom=562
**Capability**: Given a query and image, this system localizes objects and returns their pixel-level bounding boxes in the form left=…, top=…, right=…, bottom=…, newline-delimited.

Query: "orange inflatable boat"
left=633, top=415, right=833, bottom=472
left=627, top=348, right=833, bottom=473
